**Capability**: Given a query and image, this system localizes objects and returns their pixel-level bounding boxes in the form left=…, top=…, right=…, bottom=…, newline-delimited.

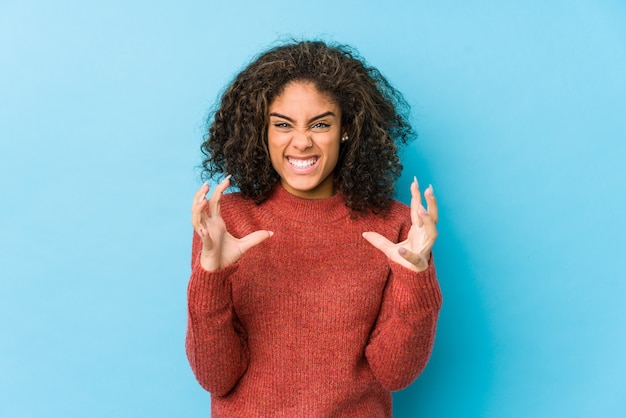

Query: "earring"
left=341, top=135, right=349, bottom=143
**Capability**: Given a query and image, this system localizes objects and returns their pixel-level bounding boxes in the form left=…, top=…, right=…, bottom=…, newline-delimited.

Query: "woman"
left=187, top=40, right=442, bottom=417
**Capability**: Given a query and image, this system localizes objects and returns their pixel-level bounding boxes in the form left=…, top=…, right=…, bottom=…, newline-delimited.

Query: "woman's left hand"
left=363, top=177, right=438, bottom=272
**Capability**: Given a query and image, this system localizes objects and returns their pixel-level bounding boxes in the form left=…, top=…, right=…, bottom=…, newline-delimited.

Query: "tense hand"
left=363, top=177, right=438, bottom=272
left=191, top=176, right=273, bottom=271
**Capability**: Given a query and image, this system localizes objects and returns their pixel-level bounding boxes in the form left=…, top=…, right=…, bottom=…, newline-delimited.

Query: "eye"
left=312, top=122, right=330, bottom=129
left=273, top=122, right=291, bottom=129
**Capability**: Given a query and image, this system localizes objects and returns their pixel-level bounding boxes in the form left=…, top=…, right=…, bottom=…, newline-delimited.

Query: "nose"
left=292, top=130, right=312, bottom=151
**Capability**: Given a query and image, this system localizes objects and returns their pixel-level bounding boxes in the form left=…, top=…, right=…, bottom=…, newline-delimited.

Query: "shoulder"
left=386, top=199, right=410, bottom=220
left=220, top=190, right=250, bottom=207
left=219, top=191, right=267, bottom=237
left=220, top=192, right=258, bottom=210
left=381, top=200, right=412, bottom=241
left=356, top=199, right=411, bottom=238
left=371, top=199, right=411, bottom=227
left=219, top=191, right=263, bottom=218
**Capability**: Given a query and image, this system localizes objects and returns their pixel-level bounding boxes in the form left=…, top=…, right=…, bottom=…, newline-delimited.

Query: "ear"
left=340, top=132, right=349, bottom=144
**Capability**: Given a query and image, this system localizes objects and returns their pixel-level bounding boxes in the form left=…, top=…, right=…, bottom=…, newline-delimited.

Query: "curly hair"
left=201, top=40, right=415, bottom=215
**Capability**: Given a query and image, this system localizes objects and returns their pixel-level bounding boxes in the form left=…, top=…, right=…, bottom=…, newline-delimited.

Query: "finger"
left=192, top=182, right=210, bottom=210
left=362, top=231, right=394, bottom=254
left=398, top=247, right=429, bottom=270
left=191, top=183, right=210, bottom=228
left=191, top=206, right=204, bottom=230
left=209, top=175, right=231, bottom=218
left=424, top=184, right=438, bottom=224
left=410, top=177, right=423, bottom=227
left=420, top=213, right=438, bottom=244
left=239, top=230, right=274, bottom=253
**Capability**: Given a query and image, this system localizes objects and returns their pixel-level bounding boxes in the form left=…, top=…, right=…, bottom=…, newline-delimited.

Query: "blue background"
left=2, top=1, right=625, bottom=417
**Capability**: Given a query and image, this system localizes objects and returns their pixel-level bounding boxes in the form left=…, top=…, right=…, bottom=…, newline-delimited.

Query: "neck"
left=264, top=184, right=349, bottom=224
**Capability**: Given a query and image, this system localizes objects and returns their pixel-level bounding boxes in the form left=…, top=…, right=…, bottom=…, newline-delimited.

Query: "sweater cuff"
left=389, top=256, right=442, bottom=315
left=187, top=262, right=239, bottom=312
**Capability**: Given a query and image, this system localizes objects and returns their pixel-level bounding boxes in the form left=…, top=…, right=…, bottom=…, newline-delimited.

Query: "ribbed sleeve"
left=186, top=261, right=250, bottom=396
left=365, top=257, right=442, bottom=391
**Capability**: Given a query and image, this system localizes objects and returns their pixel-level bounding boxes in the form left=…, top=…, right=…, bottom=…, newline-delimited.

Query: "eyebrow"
left=268, top=111, right=336, bottom=125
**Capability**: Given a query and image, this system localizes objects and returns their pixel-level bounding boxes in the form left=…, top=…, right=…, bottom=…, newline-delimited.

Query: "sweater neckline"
left=263, top=184, right=350, bottom=224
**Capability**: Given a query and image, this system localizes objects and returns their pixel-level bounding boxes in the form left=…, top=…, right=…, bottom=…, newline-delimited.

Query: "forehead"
left=269, top=81, right=338, bottom=112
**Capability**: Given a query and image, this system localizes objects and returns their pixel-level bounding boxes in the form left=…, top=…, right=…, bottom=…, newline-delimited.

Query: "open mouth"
left=287, top=156, right=318, bottom=169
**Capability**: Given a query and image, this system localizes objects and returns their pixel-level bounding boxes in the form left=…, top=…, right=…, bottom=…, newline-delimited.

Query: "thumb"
left=239, top=230, right=274, bottom=254
left=362, top=231, right=393, bottom=252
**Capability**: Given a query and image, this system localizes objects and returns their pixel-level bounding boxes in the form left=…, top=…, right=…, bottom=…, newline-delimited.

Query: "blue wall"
left=1, top=1, right=625, bottom=417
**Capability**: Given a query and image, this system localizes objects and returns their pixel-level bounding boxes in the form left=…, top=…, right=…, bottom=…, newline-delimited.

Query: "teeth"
left=288, top=157, right=316, bottom=168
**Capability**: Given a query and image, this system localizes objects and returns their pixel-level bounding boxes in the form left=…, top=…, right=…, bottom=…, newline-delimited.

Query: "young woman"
left=187, top=40, right=442, bottom=417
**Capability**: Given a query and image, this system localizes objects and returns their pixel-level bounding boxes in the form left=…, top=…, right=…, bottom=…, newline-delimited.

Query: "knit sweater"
left=186, top=185, right=442, bottom=417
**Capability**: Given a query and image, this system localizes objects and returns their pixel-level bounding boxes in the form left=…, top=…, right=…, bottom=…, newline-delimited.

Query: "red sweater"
left=186, top=185, right=442, bottom=417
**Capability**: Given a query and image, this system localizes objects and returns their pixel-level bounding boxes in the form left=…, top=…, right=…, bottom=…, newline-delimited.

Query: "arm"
left=365, top=257, right=442, bottom=391
left=362, top=177, right=442, bottom=390
left=185, top=234, right=249, bottom=396
left=186, top=178, right=272, bottom=395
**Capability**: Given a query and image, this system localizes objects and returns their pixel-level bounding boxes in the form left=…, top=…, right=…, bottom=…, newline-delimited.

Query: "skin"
left=362, top=178, right=438, bottom=272
left=267, top=81, right=342, bottom=200
left=191, top=81, right=438, bottom=272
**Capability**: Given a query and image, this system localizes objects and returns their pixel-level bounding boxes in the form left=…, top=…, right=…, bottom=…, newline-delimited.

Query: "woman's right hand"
left=191, top=176, right=273, bottom=271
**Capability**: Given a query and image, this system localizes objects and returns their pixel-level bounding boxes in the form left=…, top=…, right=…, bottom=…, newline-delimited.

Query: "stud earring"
left=341, top=135, right=349, bottom=143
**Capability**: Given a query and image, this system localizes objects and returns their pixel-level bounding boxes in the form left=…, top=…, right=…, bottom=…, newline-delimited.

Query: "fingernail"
left=225, top=174, right=232, bottom=181
left=427, top=184, right=434, bottom=195
left=398, top=247, right=406, bottom=255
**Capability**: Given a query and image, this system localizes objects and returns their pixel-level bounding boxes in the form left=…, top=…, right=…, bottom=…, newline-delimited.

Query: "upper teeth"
left=288, top=158, right=316, bottom=168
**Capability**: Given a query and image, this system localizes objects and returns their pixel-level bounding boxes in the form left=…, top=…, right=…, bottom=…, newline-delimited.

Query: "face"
left=267, top=81, right=344, bottom=199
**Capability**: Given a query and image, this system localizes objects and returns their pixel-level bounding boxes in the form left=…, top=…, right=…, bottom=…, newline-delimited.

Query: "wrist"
left=200, top=253, right=221, bottom=272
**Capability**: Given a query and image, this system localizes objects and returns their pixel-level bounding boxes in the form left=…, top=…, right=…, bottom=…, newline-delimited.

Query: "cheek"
left=325, top=141, right=341, bottom=164
left=267, top=135, right=284, bottom=168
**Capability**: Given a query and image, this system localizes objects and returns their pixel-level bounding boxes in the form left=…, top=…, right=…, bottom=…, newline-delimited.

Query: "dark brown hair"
left=201, top=40, right=415, bottom=215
